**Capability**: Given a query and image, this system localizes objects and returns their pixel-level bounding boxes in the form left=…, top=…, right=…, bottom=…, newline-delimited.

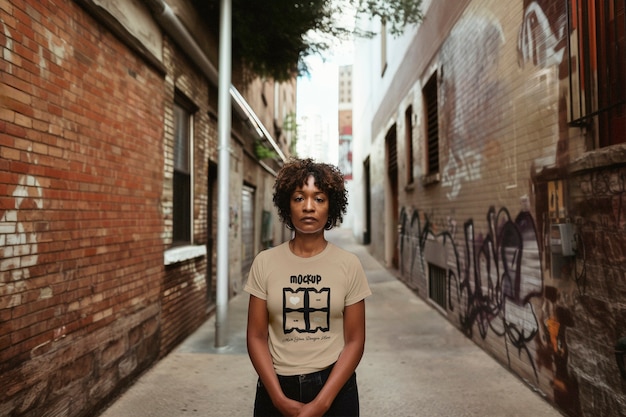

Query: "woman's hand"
left=292, top=398, right=330, bottom=417
left=275, top=397, right=306, bottom=417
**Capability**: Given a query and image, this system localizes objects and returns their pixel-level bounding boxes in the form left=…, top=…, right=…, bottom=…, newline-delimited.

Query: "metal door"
left=241, top=185, right=255, bottom=288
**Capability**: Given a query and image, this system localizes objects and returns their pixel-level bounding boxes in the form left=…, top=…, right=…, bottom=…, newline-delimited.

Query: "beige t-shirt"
left=244, top=241, right=372, bottom=376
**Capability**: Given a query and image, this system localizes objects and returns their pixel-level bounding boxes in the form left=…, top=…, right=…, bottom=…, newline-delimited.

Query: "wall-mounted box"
left=550, top=223, right=576, bottom=257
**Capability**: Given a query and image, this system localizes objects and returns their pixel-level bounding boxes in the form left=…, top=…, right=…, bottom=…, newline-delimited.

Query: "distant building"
left=296, top=113, right=332, bottom=163
left=338, top=65, right=354, bottom=228
left=338, top=65, right=353, bottom=180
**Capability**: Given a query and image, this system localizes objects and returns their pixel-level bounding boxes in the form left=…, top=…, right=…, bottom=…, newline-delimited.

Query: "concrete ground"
left=98, top=228, right=563, bottom=417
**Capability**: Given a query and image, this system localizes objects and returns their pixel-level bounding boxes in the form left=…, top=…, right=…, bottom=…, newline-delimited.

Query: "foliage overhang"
left=194, top=0, right=424, bottom=82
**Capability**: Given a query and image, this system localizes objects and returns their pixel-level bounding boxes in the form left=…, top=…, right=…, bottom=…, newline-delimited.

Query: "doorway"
left=241, top=184, right=255, bottom=292
left=363, top=157, right=371, bottom=245
left=386, top=125, right=399, bottom=269
left=206, top=162, right=218, bottom=307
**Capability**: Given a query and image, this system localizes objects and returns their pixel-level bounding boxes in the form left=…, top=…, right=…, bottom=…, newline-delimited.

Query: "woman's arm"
left=246, top=294, right=304, bottom=416
left=301, top=299, right=367, bottom=416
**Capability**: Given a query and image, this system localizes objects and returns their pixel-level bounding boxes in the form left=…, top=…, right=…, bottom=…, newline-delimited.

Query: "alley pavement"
left=98, top=228, right=562, bottom=417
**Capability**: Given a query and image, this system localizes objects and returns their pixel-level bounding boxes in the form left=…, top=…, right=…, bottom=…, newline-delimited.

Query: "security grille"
left=241, top=185, right=255, bottom=286
left=428, top=263, right=446, bottom=309
left=424, top=74, right=439, bottom=174
left=567, top=0, right=626, bottom=146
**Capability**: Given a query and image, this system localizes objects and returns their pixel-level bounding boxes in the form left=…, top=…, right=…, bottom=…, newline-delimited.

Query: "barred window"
left=424, top=73, right=439, bottom=175
left=405, top=106, right=414, bottom=185
left=428, top=263, right=446, bottom=310
left=173, top=101, right=192, bottom=245
left=568, top=0, right=626, bottom=147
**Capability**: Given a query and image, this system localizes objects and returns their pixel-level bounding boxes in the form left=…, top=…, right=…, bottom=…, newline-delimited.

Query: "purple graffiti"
left=399, top=206, right=544, bottom=380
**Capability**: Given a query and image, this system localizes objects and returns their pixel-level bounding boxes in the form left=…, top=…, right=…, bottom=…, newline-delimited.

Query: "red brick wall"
left=158, top=34, right=215, bottom=357
left=1, top=1, right=165, bottom=415
left=162, top=258, right=209, bottom=354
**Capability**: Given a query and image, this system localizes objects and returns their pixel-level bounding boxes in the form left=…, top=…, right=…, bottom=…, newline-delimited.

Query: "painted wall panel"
left=353, top=0, right=626, bottom=415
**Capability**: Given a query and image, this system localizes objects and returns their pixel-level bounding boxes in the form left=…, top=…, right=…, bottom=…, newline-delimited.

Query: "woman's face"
left=289, top=175, right=329, bottom=235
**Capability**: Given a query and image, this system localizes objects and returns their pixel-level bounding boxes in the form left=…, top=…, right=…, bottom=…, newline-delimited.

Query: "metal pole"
left=215, top=0, right=232, bottom=349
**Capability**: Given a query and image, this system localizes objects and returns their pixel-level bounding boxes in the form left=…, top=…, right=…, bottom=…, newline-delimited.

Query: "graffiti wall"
left=399, top=202, right=582, bottom=415
left=388, top=0, right=626, bottom=416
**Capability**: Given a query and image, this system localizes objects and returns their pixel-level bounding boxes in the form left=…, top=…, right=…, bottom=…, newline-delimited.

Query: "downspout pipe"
left=230, top=87, right=287, bottom=161
left=215, top=0, right=231, bottom=349
left=144, top=0, right=287, bottom=347
left=144, top=0, right=218, bottom=84
left=144, top=0, right=285, bottom=162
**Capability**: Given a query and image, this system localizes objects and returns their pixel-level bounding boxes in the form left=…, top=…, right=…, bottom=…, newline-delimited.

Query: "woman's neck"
left=289, top=233, right=327, bottom=258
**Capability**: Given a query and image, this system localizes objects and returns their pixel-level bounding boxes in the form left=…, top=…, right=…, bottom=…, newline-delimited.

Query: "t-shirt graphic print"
left=283, top=287, right=330, bottom=333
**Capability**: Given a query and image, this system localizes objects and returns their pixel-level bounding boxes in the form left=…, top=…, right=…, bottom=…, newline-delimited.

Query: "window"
left=424, top=73, right=439, bottom=177
left=173, top=101, right=192, bottom=245
left=428, top=263, right=446, bottom=310
left=405, top=106, right=414, bottom=185
left=568, top=0, right=626, bottom=147
left=386, top=125, right=399, bottom=268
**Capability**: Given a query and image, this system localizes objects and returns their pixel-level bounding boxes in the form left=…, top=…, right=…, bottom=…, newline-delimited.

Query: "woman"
left=245, top=158, right=371, bottom=417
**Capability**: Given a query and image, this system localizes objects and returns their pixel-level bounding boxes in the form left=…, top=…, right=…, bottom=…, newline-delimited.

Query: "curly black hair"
left=273, top=158, right=348, bottom=230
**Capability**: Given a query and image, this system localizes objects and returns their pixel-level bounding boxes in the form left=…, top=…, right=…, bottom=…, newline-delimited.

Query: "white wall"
left=350, top=5, right=424, bottom=243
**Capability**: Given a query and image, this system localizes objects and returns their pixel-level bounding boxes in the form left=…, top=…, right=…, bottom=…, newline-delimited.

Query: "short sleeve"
left=244, top=253, right=268, bottom=300
left=344, top=254, right=372, bottom=306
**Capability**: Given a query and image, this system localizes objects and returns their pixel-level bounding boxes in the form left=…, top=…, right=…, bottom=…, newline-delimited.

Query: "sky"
left=297, top=56, right=340, bottom=120
left=296, top=40, right=354, bottom=162
left=295, top=0, right=356, bottom=162
left=297, top=32, right=354, bottom=115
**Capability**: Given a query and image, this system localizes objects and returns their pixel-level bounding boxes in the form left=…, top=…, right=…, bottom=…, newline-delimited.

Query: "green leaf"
left=193, top=0, right=423, bottom=81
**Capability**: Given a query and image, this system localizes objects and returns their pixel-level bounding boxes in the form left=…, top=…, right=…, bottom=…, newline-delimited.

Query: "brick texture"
left=1, top=1, right=164, bottom=415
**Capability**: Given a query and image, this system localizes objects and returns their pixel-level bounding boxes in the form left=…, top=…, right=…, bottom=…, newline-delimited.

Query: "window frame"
left=567, top=0, right=626, bottom=147
left=172, top=97, right=194, bottom=247
left=405, top=105, right=415, bottom=186
left=422, top=71, right=440, bottom=185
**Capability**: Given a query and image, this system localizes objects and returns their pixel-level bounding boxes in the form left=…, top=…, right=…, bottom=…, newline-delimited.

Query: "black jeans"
left=253, top=364, right=359, bottom=417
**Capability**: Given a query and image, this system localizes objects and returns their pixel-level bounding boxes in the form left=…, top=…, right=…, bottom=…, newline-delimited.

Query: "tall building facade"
left=296, top=113, right=332, bottom=163
left=351, top=0, right=626, bottom=415
left=338, top=65, right=354, bottom=227
left=338, top=64, right=353, bottom=180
